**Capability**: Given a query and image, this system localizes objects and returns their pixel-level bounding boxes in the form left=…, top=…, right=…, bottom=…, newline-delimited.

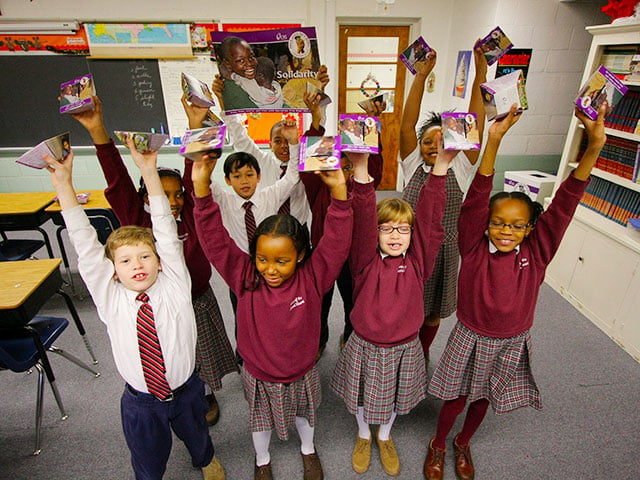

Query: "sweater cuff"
left=95, top=138, right=117, bottom=151
left=351, top=179, right=374, bottom=194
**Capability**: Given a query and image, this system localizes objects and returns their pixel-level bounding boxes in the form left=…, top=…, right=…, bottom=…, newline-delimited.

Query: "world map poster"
left=85, top=23, right=192, bottom=58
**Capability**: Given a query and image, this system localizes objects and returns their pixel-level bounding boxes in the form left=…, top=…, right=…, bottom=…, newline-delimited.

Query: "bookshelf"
left=546, top=23, right=640, bottom=363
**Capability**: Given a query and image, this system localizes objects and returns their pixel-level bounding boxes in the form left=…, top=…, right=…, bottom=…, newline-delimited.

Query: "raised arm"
left=464, top=44, right=488, bottom=165
left=476, top=104, right=522, bottom=176
left=69, top=95, right=110, bottom=145
left=573, top=103, right=607, bottom=181
left=399, top=52, right=437, bottom=160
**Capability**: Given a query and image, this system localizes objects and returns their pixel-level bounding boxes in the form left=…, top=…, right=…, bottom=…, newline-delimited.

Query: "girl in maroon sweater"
left=423, top=103, right=607, bottom=480
left=331, top=143, right=455, bottom=476
left=191, top=142, right=352, bottom=480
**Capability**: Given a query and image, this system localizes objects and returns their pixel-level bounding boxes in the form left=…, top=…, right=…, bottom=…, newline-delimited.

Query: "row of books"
left=580, top=176, right=640, bottom=226
left=580, top=135, right=638, bottom=181
left=604, top=89, right=640, bottom=133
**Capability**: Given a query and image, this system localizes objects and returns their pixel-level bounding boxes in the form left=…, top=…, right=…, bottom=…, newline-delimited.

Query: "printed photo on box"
left=476, top=26, right=513, bottom=66
left=16, top=132, right=71, bottom=170
left=299, top=136, right=341, bottom=172
left=114, top=131, right=170, bottom=153
left=480, top=69, right=528, bottom=121
left=453, top=51, right=472, bottom=98
left=575, top=65, right=628, bottom=120
left=306, top=81, right=331, bottom=107
left=399, top=36, right=432, bottom=75
left=339, top=114, right=379, bottom=154
left=211, top=27, right=321, bottom=113
left=357, top=91, right=393, bottom=113
left=179, top=124, right=226, bottom=161
left=59, top=74, right=96, bottom=114
left=442, top=112, right=480, bottom=150
left=181, top=72, right=216, bottom=108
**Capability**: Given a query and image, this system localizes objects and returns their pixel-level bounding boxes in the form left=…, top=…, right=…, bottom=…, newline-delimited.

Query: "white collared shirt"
left=62, top=196, right=197, bottom=392
left=399, top=145, right=474, bottom=193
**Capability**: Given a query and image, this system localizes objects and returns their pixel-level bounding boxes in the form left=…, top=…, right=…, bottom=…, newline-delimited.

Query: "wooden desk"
left=0, top=259, right=62, bottom=326
left=0, top=192, right=56, bottom=257
left=0, top=258, right=98, bottom=363
left=44, top=190, right=112, bottom=213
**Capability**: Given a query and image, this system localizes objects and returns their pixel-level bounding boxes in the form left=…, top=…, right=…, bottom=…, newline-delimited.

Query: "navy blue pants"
left=120, top=373, right=214, bottom=480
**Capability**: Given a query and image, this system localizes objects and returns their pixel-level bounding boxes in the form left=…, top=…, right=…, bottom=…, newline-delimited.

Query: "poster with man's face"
left=211, top=27, right=322, bottom=114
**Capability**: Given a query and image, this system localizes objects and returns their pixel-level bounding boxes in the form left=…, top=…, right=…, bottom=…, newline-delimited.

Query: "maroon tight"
left=433, top=395, right=490, bottom=449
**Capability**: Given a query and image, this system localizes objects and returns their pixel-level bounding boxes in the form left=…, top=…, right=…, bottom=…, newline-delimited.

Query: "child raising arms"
left=191, top=153, right=353, bottom=480
left=331, top=138, right=454, bottom=477
left=423, top=103, right=607, bottom=480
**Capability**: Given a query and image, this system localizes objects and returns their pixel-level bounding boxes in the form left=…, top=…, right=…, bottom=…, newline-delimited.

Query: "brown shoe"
left=254, top=462, right=273, bottom=480
left=424, top=437, right=446, bottom=480
left=301, top=451, right=324, bottom=480
left=201, top=454, right=225, bottom=480
left=206, top=393, right=220, bottom=426
left=453, top=434, right=474, bottom=480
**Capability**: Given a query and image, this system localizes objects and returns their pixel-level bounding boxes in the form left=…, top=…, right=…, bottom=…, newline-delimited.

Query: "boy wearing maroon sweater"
left=331, top=137, right=455, bottom=476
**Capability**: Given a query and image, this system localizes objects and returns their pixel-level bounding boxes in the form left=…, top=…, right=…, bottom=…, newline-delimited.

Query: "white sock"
left=377, top=409, right=397, bottom=441
left=252, top=430, right=272, bottom=466
left=355, top=407, right=371, bottom=440
left=204, top=384, right=212, bottom=396
left=295, top=416, right=316, bottom=455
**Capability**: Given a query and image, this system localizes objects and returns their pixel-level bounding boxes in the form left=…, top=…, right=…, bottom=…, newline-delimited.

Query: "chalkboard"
left=0, top=56, right=168, bottom=147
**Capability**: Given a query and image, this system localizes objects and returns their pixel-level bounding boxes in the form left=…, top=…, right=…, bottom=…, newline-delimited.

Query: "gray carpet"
left=1, top=265, right=639, bottom=480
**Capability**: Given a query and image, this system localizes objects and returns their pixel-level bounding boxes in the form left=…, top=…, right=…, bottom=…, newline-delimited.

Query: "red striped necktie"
left=278, top=164, right=291, bottom=215
left=243, top=200, right=256, bottom=245
left=135, top=292, right=172, bottom=400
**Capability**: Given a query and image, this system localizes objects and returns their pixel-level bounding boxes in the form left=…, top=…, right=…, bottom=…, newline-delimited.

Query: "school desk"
left=0, top=259, right=98, bottom=364
left=0, top=192, right=56, bottom=258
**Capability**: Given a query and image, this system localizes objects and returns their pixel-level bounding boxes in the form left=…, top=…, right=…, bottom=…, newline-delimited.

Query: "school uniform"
left=95, top=141, right=237, bottom=391
left=401, top=147, right=473, bottom=318
left=63, top=196, right=214, bottom=480
left=193, top=190, right=353, bottom=439
left=429, top=172, right=589, bottom=413
left=331, top=173, right=446, bottom=424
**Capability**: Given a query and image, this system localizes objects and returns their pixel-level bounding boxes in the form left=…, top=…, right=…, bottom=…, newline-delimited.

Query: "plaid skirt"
left=330, top=333, right=427, bottom=424
left=423, top=234, right=459, bottom=319
left=241, top=366, right=321, bottom=441
left=193, top=287, right=238, bottom=391
left=428, top=321, right=541, bottom=414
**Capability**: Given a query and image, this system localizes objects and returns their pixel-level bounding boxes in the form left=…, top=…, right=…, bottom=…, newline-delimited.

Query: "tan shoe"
left=424, top=438, right=445, bottom=480
left=376, top=434, right=400, bottom=476
left=202, top=455, right=225, bottom=480
left=205, top=393, right=220, bottom=426
left=352, top=436, right=372, bottom=474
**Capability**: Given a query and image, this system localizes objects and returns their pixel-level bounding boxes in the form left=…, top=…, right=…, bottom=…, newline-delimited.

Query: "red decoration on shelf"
left=601, top=0, right=638, bottom=21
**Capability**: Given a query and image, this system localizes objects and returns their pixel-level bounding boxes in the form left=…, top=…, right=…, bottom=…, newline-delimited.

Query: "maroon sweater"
left=349, top=175, right=446, bottom=347
left=457, top=173, right=588, bottom=338
left=300, top=125, right=383, bottom=246
left=95, top=141, right=211, bottom=299
left=193, top=192, right=353, bottom=383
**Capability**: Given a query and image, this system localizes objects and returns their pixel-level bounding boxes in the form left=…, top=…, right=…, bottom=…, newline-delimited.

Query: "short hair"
left=256, top=56, right=276, bottom=83
left=219, top=36, right=245, bottom=62
left=138, top=167, right=182, bottom=199
left=105, top=226, right=157, bottom=262
left=417, top=110, right=455, bottom=141
left=489, top=191, right=544, bottom=227
left=377, top=197, right=415, bottom=226
left=245, top=214, right=311, bottom=290
left=223, top=152, right=261, bottom=179
left=270, top=120, right=284, bottom=141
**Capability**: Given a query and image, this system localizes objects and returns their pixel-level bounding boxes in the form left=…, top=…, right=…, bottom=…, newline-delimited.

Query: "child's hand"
left=44, top=151, right=74, bottom=188
left=345, top=151, right=369, bottom=182
left=317, top=64, right=330, bottom=90
left=280, top=118, right=299, bottom=145
left=181, top=93, right=210, bottom=129
left=432, top=132, right=458, bottom=175
left=211, top=74, right=225, bottom=109
left=488, top=104, right=522, bottom=139
left=68, top=96, right=110, bottom=144
left=576, top=102, right=607, bottom=151
left=473, top=41, right=488, bottom=80
left=303, top=90, right=323, bottom=128
left=415, top=50, right=437, bottom=77
left=191, top=155, right=216, bottom=197
left=317, top=168, right=347, bottom=200
left=362, top=98, right=385, bottom=117
left=125, top=136, right=158, bottom=173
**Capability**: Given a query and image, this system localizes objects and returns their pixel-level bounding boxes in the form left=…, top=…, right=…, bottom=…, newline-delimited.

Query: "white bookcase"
left=546, top=23, right=640, bottom=363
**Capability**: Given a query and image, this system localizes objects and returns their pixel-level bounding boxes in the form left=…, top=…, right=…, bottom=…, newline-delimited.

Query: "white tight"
left=355, top=405, right=398, bottom=441
left=252, top=416, right=316, bottom=466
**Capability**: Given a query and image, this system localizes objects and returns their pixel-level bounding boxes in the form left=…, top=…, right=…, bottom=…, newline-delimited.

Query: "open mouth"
left=133, top=273, right=147, bottom=280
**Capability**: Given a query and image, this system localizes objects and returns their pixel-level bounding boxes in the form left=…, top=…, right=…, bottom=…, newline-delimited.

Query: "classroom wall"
left=0, top=0, right=609, bottom=193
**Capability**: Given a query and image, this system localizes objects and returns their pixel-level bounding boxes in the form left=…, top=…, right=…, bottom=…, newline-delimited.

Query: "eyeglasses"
left=341, top=163, right=353, bottom=172
left=488, top=221, right=529, bottom=232
left=378, top=225, right=412, bottom=234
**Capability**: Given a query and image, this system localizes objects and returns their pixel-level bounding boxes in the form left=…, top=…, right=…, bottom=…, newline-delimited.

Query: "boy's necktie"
left=243, top=201, right=256, bottom=245
left=135, top=292, right=172, bottom=400
left=277, top=164, right=291, bottom=215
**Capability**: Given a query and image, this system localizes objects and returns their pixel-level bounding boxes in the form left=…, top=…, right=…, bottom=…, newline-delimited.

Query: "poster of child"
left=299, top=136, right=341, bottom=171
left=211, top=27, right=322, bottom=113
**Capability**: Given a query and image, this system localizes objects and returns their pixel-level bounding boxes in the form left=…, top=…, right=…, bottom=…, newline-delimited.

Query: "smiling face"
left=378, top=221, right=412, bottom=257
left=419, top=126, right=440, bottom=166
left=112, top=243, right=161, bottom=292
left=142, top=176, right=184, bottom=219
left=487, top=198, right=532, bottom=253
left=224, top=41, right=257, bottom=79
left=225, top=164, right=260, bottom=199
left=269, top=125, right=290, bottom=163
left=255, top=234, right=304, bottom=287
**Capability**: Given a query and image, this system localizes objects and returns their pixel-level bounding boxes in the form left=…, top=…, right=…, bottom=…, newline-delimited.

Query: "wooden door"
left=338, top=24, right=410, bottom=190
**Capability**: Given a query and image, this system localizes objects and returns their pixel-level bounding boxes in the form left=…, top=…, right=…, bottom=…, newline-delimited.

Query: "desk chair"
left=0, top=316, right=100, bottom=456
left=0, top=231, right=46, bottom=261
